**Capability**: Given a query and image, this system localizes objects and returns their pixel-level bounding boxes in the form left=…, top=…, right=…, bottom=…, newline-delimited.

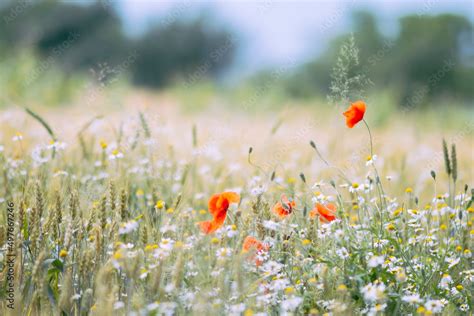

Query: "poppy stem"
left=363, top=118, right=384, bottom=191
left=362, top=119, right=373, bottom=157
left=248, top=147, right=270, bottom=178
left=309, top=140, right=350, bottom=183
left=363, top=118, right=387, bottom=228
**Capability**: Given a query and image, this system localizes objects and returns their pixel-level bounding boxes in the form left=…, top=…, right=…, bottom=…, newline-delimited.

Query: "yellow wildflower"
left=302, top=239, right=311, bottom=246
left=155, top=200, right=164, bottom=209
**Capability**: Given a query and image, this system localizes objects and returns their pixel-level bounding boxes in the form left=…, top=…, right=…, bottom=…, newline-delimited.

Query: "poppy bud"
left=299, top=172, right=306, bottom=183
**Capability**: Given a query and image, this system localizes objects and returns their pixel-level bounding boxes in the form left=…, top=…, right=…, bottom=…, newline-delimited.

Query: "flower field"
left=0, top=96, right=472, bottom=315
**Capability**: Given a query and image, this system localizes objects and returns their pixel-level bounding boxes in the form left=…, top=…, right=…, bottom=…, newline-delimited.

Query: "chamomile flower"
left=311, top=180, right=326, bottom=189
left=12, top=132, right=23, bottom=141
left=47, top=141, right=67, bottom=151
left=114, top=301, right=125, bottom=310
left=402, top=293, right=422, bottom=304
left=228, top=303, right=246, bottom=315
left=250, top=185, right=266, bottom=196
left=439, top=274, right=453, bottom=289
left=109, top=149, right=124, bottom=160
left=216, top=247, right=232, bottom=259
left=459, top=304, right=470, bottom=312
left=118, top=220, right=139, bottom=235
left=366, top=154, right=378, bottom=166
left=160, top=223, right=177, bottom=233
left=446, top=256, right=460, bottom=269
left=367, top=255, right=385, bottom=268
left=159, top=238, right=175, bottom=251
left=281, top=296, right=303, bottom=312
left=424, top=299, right=445, bottom=313
left=361, top=281, right=386, bottom=303
left=336, top=247, right=349, bottom=259
left=263, top=220, right=280, bottom=231
left=225, top=225, right=239, bottom=238
left=349, top=182, right=360, bottom=193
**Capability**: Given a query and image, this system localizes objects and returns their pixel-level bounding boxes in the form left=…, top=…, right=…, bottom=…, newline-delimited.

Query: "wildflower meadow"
left=0, top=88, right=472, bottom=315
left=0, top=2, right=473, bottom=315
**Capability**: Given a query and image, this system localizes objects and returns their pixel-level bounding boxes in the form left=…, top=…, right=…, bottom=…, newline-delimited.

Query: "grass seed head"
left=442, top=138, right=452, bottom=175
left=451, top=143, right=457, bottom=182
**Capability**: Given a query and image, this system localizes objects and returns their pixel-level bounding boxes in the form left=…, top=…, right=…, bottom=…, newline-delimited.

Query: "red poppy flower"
left=343, top=101, right=366, bottom=128
left=198, top=220, right=222, bottom=235
left=242, top=236, right=269, bottom=266
left=198, top=191, right=240, bottom=234
left=272, top=194, right=296, bottom=218
left=309, top=202, right=337, bottom=222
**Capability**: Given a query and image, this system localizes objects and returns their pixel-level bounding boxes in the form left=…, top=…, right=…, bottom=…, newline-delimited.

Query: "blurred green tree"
left=285, top=11, right=473, bottom=106
left=0, top=1, right=235, bottom=89
left=285, top=11, right=383, bottom=99
left=131, top=17, right=235, bottom=88
left=0, top=1, right=128, bottom=71
left=389, top=14, right=472, bottom=104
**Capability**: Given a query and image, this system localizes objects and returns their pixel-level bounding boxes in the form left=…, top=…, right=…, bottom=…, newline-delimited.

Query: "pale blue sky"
left=113, top=0, right=473, bottom=77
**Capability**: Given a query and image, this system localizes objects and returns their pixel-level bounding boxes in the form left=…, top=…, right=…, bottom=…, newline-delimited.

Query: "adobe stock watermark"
left=401, top=59, right=455, bottom=114
left=5, top=201, right=16, bottom=309
left=319, top=0, right=357, bottom=34
left=3, top=0, right=33, bottom=25
left=425, top=119, right=474, bottom=175
left=418, top=0, right=440, bottom=16
left=83, top=50, right=139, bottom=106
left=261, top=118, right=318, bottom=174
left=367, top=39, right=396, bottom=67
left=183, top=35, right=238, bottom=88
left=257, top=0, right=276, bottom=14
left=161, top=0, right=192, bottom=28
left=241, top=58, right=296, bottom=111
left=22, top=31, right=81, bottom=88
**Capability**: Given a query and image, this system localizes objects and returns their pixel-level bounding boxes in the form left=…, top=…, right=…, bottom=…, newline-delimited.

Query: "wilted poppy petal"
left=242, top=236, right=268, bottom=266
left=272, top=202, right=286, bottom=218
left=272, top=194, right=295, bottom=218
left=200, top=191, right=240, bottom=234
left=315, top=203, right=337, bottom=222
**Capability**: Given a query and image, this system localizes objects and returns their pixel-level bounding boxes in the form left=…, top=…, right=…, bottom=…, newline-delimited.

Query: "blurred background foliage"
left=0, top=0, right=472, bottom=109
left=283, top=12, right=473, bottom=104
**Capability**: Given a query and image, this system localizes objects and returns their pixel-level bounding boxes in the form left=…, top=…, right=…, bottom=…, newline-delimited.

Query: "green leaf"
left=24, top=107, right=57, bottom=141
left=46, top=283, right=58, bottom=310
left=51, top=259, right=64, bottom=272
